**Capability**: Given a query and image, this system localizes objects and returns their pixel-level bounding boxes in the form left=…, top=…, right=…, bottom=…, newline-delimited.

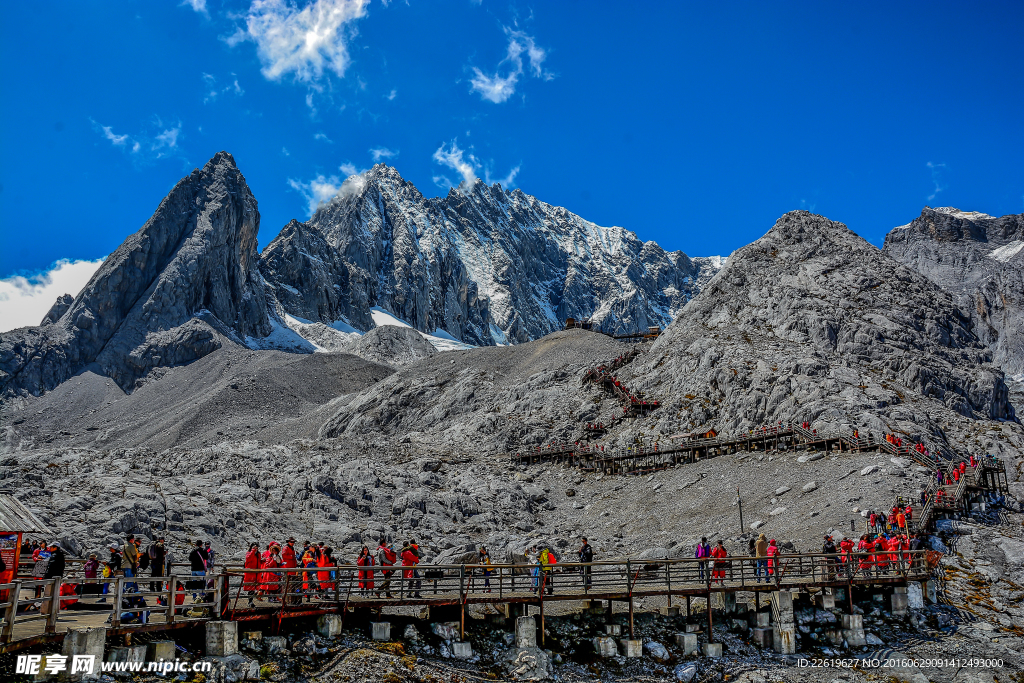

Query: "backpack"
left=138, top=550, right=150, bottom=571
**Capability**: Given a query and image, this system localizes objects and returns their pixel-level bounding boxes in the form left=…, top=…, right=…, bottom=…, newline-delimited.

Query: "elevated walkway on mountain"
left=511, top=421, right=1008, bottom=533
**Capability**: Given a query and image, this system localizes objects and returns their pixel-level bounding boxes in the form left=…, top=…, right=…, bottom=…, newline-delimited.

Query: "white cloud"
left=282, top=146, right=291, bottom=155
left=469, top=27, right=552, bottom=103
left=486, top=164, right=519, bottom=188
left=181, top=0, right=209, bottom=16
left=288, top=162, right=368, bottom=216
left=202, top=73, right=246, bottom=103
left=153, top=126, right=181, bottom=154
left=432, top=140, right=478, bottom=186
left=432, top=139, right=520, bottom=190
left=385, top=88, right=397, bottom=100
left=90, top=118, right=183, bottom=161
left=0, top=258, right=105, bottom=333
left=314, top=132, right=333, bottom=142
left=230, top=0, right=370, bottom=84
left=100, top=124, right=130, bottom=146
left=927, top=161, right=947, bottom=202
left=369, top=146, right=397, bottom=162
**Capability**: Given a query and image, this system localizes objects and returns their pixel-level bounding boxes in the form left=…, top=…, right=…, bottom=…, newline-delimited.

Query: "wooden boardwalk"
left=2, top=551, right=932, bottom=651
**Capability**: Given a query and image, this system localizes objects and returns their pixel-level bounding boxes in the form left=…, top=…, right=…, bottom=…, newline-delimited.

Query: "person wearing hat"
left=260, top=542, right=283, bottom=599
left=822, top=535, right=837, bottom=581
left=280, top=538, right=298, bottom=601
left=148, top=538, right=167, bottom=597
left=123, top=534, right=140, bottom=580
left=44, top=542, right=66, bottom=580
left=754, top=534, right=769, bottom=582
left=188, top=540, right=208, bottom=603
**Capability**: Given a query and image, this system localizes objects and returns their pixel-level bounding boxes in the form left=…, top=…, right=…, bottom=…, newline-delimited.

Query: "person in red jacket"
left=710, top=540, right=728, bottom=585
left=401, top=540, right=422, bottom=598
left=765, top=539, right=779, bottom=578
left=838, top=537, right=854, bottom=577
left=856, top=536, right=872, bottom=576
left=873, top=535, right=889, bottom=575
left=356, top=546, right=375, bottom=594
left=242, top=542, right=260, bottom=605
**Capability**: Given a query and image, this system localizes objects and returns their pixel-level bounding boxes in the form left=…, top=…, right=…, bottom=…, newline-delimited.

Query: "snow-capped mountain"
left=260, top=164, right=718, bottom=346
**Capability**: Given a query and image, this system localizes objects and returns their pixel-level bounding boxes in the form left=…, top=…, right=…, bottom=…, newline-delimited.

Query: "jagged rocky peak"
left=627, top=210, right=1012, bottom=443
left=883, top=207, right=1024, bottom=375
left=0, top=151, right=271, bottom=396
left=261, top=164, right=718, bottom=346
left=41, top=294, right=74, bottom=325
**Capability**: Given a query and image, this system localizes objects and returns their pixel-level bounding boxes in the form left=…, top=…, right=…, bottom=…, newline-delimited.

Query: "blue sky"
left=1, top=0, right=1022, bottom=292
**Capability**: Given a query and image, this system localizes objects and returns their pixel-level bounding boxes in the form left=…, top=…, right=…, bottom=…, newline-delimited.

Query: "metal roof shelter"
left=0, top=492, right=50, bottom=534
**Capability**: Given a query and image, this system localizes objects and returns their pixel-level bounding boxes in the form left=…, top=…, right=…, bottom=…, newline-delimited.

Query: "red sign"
left=0, top=532, right=22, bottom=601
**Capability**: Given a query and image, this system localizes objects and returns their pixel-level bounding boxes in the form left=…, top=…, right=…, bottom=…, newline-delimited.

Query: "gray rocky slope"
left=261, top=164, right=717, bottom=346
left=883, top=206, right=1024, bottom=376
left=0, top=152, right=270, bottom=396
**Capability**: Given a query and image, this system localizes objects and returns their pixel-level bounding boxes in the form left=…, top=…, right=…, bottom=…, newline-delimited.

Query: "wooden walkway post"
left=460, top=565, right=466, bottom=641
left=626, top=560, right=634, bottom=638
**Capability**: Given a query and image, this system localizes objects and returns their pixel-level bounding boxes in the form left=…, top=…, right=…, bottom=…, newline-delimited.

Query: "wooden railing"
left=0, top=550, right=930, bottom=648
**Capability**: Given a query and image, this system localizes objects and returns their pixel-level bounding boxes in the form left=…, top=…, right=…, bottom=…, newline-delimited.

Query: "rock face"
left=883, top=207, right=1024, bottom=375
left=0, top=152, right=271, bottom=395
left=345, top=325, right=437, bottom=367
left=620, top=211, right=1014, bottom=445
left=260, top=165, right=717, bottom=346
left=41, top=294, right=74, bottom=325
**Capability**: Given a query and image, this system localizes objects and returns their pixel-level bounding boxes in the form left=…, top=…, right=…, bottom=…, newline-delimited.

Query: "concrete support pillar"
left=841, top=613, right=866, bottom=647
left=749, top=611, right=770, bottom=628
left=206, top=621, right=238, bottom=657
left=318, top=614, right=343, bottom=639
left=891, top=593, right=909, bottom=617
left=675, top=632, right=698, bottom=655
left=604, top=623, right=622, bottom=636
left=619, top=639, right=642, bottom=658
left=108, top=646, right=147, bottom=673
left=592, top=637, right=617, bottom=657
left=371, top=622, right=391, bottom=641
left=818, top=588, right=835, bottom=610
left=147, top=641, right=176, bottom=663
left=61, top=627, right=107, bottom=681
left=451, top=642, right=473, bottom=659
left=516, top=616, right=537, bottom=648
left=711, top=592, right=737, bottom=614
left=907, top=582, right=924, bottom=609
left=750, top=628, right=773, bottom=649
left=703, top=642, right=723, bottom=657
left=770, top=591, right=796, bottom=655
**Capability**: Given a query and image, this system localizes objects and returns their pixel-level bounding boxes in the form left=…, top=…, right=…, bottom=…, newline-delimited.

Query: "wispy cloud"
left=202, top=73, right=245, bottom=103
left=469, top=27, right=552, bottom=103
left=0, top=258, right=105, bottom=333
left=288, top=162, right=369, bottom=216
left=927, top=161, right=947, bottom=203
left=314, top=132, right=333, bottom=142
left=282, top=147, right=291, bottom=156
left=369, top=146, right=397, bottom=162
left=487, top=164, right=519, bottom=188
left=181, top=0, right=209, bottom=16
left=385, top=89, right=397, bottom=101
left=90, top=117, right=183, bottom=161
left=433, top=140, right=479, bottom=186
left=226, top=0, right=370, bottom=85
left=432, top=139, right=519, bottom=190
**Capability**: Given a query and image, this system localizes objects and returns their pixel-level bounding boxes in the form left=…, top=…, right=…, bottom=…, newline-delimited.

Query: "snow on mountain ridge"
left=261, top=164, right=718, bottom=346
